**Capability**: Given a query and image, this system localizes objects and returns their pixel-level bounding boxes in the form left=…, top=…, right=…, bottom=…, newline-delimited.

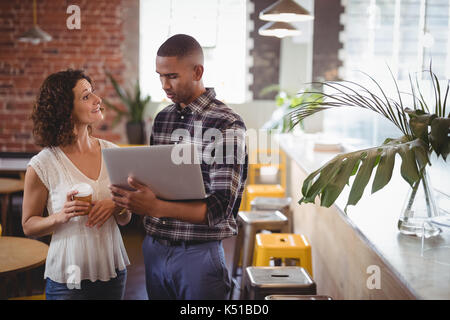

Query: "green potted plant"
left=287, top=65, right=449, bottom=238
left=261, top=85, right=323, bottom=132
left=103, top=71, right=151, bottom=145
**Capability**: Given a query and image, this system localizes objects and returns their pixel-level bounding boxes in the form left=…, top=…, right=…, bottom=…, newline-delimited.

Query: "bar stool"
left=253, top=233, right=313, bottom=278
left=230, top=211, right=288, bottom=299
left=244, top=149, right=287, bottom=211
left=242, top=266, right=316, bottom=300
left=251, top=197, right=293, bottom=232
left=0, top=178, right=24, bottom=236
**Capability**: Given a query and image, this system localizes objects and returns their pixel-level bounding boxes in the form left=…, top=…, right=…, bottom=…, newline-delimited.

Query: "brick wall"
left=0, top=0, right=139, bottom=152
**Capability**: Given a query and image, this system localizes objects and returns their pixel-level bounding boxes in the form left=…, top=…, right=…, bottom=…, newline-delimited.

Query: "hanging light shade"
left=258, top=21, right=301, bottom=38
left=259, top=0, right=314, bottom=22
left=18, top=0, right=52, bottom=44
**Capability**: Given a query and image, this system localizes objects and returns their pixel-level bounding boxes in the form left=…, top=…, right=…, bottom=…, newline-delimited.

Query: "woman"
left=22, top=69, right=131, bottom=300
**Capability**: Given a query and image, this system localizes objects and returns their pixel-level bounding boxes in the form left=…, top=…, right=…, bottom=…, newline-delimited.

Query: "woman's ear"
left=193, top=64, right=204, bottom=81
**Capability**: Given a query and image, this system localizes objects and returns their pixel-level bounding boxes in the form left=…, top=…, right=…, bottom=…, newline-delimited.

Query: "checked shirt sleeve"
left=204, top=121, right=248, bottom=227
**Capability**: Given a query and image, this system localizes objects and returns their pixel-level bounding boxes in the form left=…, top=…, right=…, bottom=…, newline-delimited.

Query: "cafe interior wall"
left=0, top=0, right=343, bottom=153
left=0, top=0, right=139, bottom=152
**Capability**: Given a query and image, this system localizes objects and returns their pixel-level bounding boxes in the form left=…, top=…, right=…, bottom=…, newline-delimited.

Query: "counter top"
left=0, top=157, right=30, bottom=171
left=276, top=133, right=450, bottom=300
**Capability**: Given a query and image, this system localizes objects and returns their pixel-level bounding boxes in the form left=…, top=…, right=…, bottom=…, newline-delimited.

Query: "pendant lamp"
left=18, top=0, right=52, bottom=45
left=259, top=0, right=314, bottom=22
left=258, top=21, right=301, bottom=38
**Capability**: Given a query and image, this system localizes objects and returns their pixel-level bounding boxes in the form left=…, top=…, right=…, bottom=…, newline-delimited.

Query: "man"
left=110, top=34, right=248, bottom=300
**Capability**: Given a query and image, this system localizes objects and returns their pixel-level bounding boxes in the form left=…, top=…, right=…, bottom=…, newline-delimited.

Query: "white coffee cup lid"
left=71, top=183, right=93, bottom=197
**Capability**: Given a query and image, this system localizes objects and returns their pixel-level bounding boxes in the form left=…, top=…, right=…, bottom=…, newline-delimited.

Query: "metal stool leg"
left=239, top=225, right=256, bottom=299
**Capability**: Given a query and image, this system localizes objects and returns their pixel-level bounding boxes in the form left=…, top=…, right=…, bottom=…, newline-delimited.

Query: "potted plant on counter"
left=103, top=71, right=151, bottom=145
left=261, top=85, right=324, bottom=132
left=287, top=65, right=449, bottom=238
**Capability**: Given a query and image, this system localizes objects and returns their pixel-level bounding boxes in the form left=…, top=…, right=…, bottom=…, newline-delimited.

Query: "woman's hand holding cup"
left=55, top=188, right=91, bottom=225
left=55, top=183, right=93, bottom=225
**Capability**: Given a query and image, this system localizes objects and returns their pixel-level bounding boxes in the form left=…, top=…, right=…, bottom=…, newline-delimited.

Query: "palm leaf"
left=430, top=117, right=450, bottom=160
left=105, top=71, right=132, bottom=107
left=292, top=64, right=448, bottom=212
left=346, top=149, right=379, bottom=208
left=299, top=137, right=429, bottom=210
left=104, top=71, right=151, bottom=125
left=259, top=84, right=282, bottom=98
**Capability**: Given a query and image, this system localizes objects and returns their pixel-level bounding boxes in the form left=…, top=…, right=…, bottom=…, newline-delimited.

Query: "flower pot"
left=398, top=168, right=442, bottom=238
left=126, top=121, right=146, bottom=145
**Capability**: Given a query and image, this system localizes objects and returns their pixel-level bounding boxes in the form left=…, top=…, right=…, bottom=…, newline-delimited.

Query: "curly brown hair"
left=32, top=69, right=93, bottom=147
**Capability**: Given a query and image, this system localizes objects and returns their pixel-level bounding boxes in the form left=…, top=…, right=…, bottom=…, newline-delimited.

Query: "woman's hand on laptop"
left=109, top=176, right=157, bottom=216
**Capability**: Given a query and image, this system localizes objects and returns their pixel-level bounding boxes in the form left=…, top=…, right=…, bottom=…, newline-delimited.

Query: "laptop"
left=102, top=144, right=207, bottom=201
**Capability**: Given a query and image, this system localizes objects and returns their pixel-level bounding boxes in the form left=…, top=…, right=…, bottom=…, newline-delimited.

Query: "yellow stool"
left=253, top=233, right=313, bottom=278
left=244, top=149, right=287, bottom=211
left=245, top=185, right=285, bottom=211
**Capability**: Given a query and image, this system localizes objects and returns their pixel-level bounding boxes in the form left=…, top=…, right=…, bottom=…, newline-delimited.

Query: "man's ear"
left=193, top=64, right=204, bottom=81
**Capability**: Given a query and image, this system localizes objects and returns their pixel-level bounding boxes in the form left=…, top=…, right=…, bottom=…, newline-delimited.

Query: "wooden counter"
left=277, top=133, right=450, bottom=300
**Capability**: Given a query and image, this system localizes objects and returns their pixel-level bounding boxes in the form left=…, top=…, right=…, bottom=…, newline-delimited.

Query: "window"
left=341, top=0, right=450, bottom=81
left=139, top=0, right=250, bottom=103
left=322, top=0, right=450, bottom=149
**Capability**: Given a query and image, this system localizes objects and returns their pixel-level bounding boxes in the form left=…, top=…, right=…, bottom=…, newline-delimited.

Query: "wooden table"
left=0, top=178, right=25, bottom=236
left=0, top=236, right=48, bottom=299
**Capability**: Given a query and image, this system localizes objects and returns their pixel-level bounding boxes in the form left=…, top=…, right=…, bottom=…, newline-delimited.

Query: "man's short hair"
left=157, top=34, right=203, bottom=61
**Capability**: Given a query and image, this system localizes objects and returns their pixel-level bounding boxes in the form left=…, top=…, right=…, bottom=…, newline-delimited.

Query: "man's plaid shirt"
left=144, top=88, right=248, bottom=241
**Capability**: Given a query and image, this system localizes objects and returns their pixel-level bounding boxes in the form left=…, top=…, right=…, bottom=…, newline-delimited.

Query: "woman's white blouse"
left=28, top=139, right=130, bottom=283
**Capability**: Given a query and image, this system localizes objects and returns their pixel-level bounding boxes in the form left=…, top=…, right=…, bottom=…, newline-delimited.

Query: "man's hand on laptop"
left=109, top=176, right=157, bottom=216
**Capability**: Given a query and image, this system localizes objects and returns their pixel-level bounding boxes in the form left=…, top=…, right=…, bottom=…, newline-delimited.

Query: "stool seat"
left=256, top=233, right=310, bottom=249
left=243, top=266, right=316, bottom=300
left=238, top=210, right=288, bottom=226
left=246, top=184, right=284, bottom=195
left=254, top=233, right=313, bottom=278
left=250, top=197, right=291, bottom=211
left=251, top=197, right=293, bottom=232
left=231, top=210, right=289, bottom=299
left=245, top=184, right=285, bottom=211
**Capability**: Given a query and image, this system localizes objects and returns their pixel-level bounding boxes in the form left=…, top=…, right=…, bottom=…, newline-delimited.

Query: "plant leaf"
left=346, top=149, right=380, bottom=208
left=405, top=108, right=436, bottom=143
left=320, top=156, right=360, bottom=207
left=105, top=71, right=132, bottom=107
left=300, top=137, right=429, bottom=209
left=300, top=159, right=343, bottom=204
left=397, top=142, right=420, bottom=187
left=430, top=117, right=450, bottom=160
left=371, top=146, right=396, bottom=194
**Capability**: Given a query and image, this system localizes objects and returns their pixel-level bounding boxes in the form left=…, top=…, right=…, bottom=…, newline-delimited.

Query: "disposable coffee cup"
left=71, top=183, right=93, bottom=215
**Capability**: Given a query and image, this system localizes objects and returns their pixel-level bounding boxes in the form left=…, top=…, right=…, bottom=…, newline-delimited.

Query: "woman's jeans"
left=45, top=268, right=127, bottom=300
